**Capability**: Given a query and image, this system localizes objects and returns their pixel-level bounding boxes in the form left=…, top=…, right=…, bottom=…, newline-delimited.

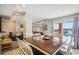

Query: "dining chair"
left=17, top=38, right=33, bottom=55
left=58, top=38, right=73, bottom=55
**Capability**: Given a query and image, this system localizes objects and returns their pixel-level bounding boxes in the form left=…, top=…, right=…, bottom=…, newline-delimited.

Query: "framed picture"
left=20, top=24, right=23, bottom=28
left=42, top=23, right=47, bottom=31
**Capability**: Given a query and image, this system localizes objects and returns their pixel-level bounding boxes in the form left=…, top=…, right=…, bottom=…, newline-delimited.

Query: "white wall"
left=23, top=13, right=32, bottom=38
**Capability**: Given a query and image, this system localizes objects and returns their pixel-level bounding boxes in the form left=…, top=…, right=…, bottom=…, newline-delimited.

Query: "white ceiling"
left=0, top=4, right=79, bottom=22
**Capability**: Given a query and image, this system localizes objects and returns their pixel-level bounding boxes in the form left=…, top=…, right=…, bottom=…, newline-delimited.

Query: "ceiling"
left=0, top=4, right=79, bottom=22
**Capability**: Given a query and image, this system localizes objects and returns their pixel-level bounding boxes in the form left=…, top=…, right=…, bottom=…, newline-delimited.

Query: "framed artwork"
left=20, top=24, right=23, bottom=28
left=42, top=23, right=47, bottom=31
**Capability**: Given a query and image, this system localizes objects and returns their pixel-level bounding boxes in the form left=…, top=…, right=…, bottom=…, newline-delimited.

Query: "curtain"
left=73, top=16, right=79, bottom=49
left=51, top=20, right=53, bottom=34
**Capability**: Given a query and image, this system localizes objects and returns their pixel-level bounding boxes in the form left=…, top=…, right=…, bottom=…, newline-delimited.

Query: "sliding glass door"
left=51, top=20, right=73, bottom=43
left=62, top=21, right=73, bottom=42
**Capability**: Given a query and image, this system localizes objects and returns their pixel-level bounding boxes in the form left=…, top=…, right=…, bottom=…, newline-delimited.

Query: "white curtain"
left=73, top=16, right=79, bottom=49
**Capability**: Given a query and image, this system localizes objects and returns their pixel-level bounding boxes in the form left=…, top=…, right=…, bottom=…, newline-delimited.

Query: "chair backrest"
left=59, top=38, right=72, bottom=55
left=17, top=38, right=33, bottom=55
left=66, top=39, right=72, bottom=55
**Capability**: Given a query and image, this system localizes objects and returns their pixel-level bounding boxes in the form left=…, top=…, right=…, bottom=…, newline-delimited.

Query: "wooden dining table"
left=24, top=37, right=62, bottom=55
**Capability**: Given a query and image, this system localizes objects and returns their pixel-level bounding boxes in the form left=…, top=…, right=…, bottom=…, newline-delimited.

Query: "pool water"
left=62, top=35, right=72, bottom=43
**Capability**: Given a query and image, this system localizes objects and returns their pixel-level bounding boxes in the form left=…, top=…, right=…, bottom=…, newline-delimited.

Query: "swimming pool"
left=62, top=35, right=72, bottom=43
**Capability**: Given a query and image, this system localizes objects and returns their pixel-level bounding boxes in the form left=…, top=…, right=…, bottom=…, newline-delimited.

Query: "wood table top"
left=25, top=37, right=61, bottom=55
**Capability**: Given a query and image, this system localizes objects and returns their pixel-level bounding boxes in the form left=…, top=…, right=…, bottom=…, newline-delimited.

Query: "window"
left=63, top=21, right=73, bottom=42
left=52, top=21, right=73, bottom=42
